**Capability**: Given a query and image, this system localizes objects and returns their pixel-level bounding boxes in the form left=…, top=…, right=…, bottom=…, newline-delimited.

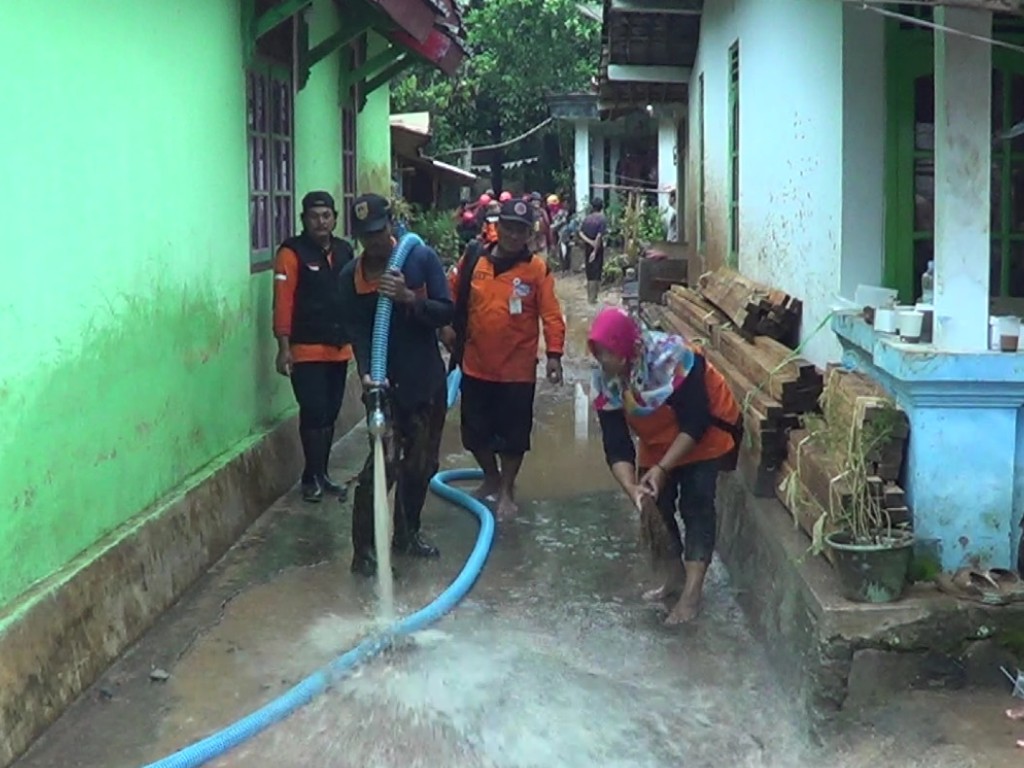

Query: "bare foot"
left=664, top=591, right=701, bottom=625
left=473, top=481, right=500, bottom=502
left=1007, top=705, right=1024, bottom=721
left=495, top=493, right=519, bottom=520
left=642, top=583, right=683, bottom=602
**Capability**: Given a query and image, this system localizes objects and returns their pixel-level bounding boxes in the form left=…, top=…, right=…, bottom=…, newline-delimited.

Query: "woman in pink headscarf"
left=588, top=307, right=742, bottom=624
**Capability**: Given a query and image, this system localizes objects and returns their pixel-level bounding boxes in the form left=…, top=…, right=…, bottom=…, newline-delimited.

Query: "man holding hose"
left=338, top=193, right=454, bottom=578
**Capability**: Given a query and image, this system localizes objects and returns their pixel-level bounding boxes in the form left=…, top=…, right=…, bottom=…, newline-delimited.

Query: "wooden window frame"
left=727, top=42, right=740, bottom=265
left=247, top=59, right=295, bottom=273
left=884, top=18, right=1024, bottom=302
left=340, top=35, right=366, bottom=237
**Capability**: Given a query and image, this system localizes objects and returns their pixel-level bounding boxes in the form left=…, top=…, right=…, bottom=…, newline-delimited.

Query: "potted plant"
left=808, top=397, right=914, bottom=604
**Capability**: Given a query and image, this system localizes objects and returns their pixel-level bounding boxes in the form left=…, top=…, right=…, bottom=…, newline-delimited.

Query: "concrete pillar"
left=933, top=7, right=992, bottom=351
left=592, top=131, right=607, bottom=206
left=573, top=120, right=590, bottom=214
left=657, top=117, right=677, bottom=229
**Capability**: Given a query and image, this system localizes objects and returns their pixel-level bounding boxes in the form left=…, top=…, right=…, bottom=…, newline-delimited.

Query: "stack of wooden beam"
left=775, top=369, right=911, bottom=565
left=698, top=267, right=802, bottom=347
left=655, top=285, right=822, bottom=497
left=821, top=366, right=909, bottom=483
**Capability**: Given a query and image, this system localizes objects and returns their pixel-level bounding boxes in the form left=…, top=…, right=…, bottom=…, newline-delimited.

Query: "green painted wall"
left=0, top=0, right=388, bottom=610
left=357, top=33, right=394, bottom=195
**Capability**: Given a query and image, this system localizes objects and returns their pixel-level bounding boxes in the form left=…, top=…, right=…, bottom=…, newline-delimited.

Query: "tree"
left=392, top=0, right=600, bottom=188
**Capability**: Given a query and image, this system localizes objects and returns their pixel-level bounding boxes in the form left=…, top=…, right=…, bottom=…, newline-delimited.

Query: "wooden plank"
left=776, top=462, right=837, bottom=565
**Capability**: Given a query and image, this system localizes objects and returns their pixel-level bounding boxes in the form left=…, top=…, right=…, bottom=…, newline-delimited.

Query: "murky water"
left=14, top=278, right=1024, bottom=768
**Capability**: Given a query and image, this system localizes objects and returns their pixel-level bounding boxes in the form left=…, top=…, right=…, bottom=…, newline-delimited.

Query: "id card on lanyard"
left=509, top=277, right=524, bottom=315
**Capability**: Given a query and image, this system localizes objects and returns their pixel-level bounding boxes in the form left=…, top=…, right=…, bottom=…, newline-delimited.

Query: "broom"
left=637, top=492, right=677, bottom=567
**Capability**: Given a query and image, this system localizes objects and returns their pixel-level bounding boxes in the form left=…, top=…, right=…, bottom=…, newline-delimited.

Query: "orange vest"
left=625, top=353, right=740, bottom=469
left=462, top=253, right=558, bottom=383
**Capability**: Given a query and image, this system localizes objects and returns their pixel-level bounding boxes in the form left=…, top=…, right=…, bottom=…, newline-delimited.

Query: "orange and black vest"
left=284, top=234, right=354, bottom=347
left=625, top=350, right=741, bottom=469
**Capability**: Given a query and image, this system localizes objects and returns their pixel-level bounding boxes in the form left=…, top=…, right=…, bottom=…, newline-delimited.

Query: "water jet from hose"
left=140, top=233, right=489, bottom=768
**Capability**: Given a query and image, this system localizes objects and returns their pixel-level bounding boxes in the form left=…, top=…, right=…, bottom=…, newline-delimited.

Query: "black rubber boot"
left=299, top=428, right=324, bottom=503
left=318, top=426, right=346, bottom=499
left=394, top=531, right=440, bottom=559
left=350, top=549, right=398, bottom=578
left=350, top=549, right=378, bottom=577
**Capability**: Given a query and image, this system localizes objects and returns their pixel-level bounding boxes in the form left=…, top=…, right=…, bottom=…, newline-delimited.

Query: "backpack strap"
left=449, top=240, right=484, bottom=371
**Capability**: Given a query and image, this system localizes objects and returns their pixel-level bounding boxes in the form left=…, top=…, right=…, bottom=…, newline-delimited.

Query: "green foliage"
left=408, top=207, right=462, bottom=265
left=639, top=204, right=668, bottom=243
left=391, top=0, right=601, bottom=155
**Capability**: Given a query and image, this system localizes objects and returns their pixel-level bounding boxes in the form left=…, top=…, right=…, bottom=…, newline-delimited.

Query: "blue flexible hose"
left=369, top=232, right=421, bottom=385
left=141, top=236, right=486, bottom=768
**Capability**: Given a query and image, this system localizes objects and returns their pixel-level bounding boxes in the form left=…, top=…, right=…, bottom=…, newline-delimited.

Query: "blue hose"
left=141, top=237, right=486, bottom=768
left=369, top=232, right=421, bottom=385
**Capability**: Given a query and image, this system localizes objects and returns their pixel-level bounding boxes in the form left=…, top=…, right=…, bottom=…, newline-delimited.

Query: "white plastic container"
left=874, top=307, right=899, bottom=334
left=898, top=310, right=924, bottom=342
left=997, top=316, right=1021, bottom=352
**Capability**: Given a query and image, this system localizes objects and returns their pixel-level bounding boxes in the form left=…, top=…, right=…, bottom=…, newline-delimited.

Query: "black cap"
left=302, top=190, right=336, bottom=212
left=499, top=199, right=534, bottom=227
left=351, top=193, right=391, bottom=235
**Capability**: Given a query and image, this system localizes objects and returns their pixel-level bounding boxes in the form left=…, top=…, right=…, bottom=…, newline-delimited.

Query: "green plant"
left=779, top=373, right=909, bottom=557
left=408, top=207, right=462, bottom=265
left=602, top=252, right=629, bottom=285
left=638, top=203, right=668, bottom=243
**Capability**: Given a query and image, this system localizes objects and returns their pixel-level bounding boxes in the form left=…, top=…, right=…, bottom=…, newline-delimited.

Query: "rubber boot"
left=299, top=428, right=324, bottom=503
left=318, top=426, right=346, bottom=500
left=587, top=280, right=600, bottom=304
left=392, top=479, right=440, bottom=558
left=350, top=548, right=378, bottom=577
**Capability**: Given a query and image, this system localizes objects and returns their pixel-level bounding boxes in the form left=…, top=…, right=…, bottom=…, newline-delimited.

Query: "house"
left=0, top=0, right=465, bottom=764
left=588, top=0, right=1024, bottom=576
left=391, top=112, right=478, bottom=209
left=682, top=0, right=1024, bottom=575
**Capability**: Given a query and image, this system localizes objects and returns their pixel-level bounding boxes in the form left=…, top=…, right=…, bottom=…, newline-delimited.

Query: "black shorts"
left=460, top=374, right=536, bottom=455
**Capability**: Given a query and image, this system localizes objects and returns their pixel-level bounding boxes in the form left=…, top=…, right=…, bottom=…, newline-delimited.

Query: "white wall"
left=841, top=5, right=886, bottom=298
left=689, top=0, right=846, bottom=366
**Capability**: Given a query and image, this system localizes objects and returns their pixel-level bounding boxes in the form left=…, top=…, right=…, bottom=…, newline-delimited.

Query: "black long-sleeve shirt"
left=598, top=353, right=712, bottom=467
left=338, top=242, right=454, bottom=408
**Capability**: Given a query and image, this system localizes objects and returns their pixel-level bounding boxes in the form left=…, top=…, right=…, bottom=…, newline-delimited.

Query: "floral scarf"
left=588, top=307, right=695, bottom=417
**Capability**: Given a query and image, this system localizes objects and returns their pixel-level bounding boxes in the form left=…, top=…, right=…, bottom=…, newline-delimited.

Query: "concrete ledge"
left=0, top=376, right=363, bottom=767
left=717, top=472, right=1024, bottom=732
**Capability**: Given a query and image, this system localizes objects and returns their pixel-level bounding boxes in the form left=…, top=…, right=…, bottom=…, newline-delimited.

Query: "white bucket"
left=874, top=307, right=899, bottom=334
left=898, top=309, right=924, bottom=342
left=997, top=316, right=1021, bottom=352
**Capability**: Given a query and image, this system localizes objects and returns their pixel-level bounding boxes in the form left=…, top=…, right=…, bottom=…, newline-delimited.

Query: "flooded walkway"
left=14, top=278, right=1024, bottom=767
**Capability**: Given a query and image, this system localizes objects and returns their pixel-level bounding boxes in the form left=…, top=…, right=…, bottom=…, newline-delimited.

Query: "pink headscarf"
left=588, top=306, right=641, bottom=361
left=588, top=306, right=695, bottom=416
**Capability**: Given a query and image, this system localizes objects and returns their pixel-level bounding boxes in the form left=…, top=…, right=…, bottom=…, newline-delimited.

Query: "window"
left=728, top=42, right=740, bottom=265
left=247, top=64, right=294, bottom=271
left=340, top=36, right=366, bottom=237
left=698, top=72, right=706, bottom=251
left=246, top=9, right=295, bottom=272
left=886, top=29, right=1024, bottom=301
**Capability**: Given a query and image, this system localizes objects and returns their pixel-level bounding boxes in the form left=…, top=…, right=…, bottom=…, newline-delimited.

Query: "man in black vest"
left=273, top=191, right=356, bottom=502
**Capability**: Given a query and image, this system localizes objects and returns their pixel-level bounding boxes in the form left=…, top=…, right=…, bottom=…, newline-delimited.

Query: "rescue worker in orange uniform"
left=588, top=307, right=742, bottom=625
left=273, top=191, right=355, bottom=503
left=339, top=194, right=453, bottom=576
left=441, top=199, right=567, bottom=520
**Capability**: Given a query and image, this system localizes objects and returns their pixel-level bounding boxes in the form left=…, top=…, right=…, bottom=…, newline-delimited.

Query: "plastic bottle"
left=921, top=260, right=934, bottom=304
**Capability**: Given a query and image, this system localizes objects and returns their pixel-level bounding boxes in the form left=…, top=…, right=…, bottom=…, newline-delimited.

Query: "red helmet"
left=478, top=194, right=492, bottom=206
left=461, top=211, right=476, bottom=223
left=498, top=191, right=512, bottom=202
